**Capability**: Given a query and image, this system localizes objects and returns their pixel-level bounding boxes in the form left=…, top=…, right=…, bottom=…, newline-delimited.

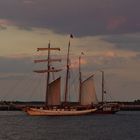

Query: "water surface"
left=0, top=111, right=139, bottom=140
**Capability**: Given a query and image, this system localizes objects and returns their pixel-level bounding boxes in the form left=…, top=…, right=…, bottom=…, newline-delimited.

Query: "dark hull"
left=93, top=109, right=118, bottom=114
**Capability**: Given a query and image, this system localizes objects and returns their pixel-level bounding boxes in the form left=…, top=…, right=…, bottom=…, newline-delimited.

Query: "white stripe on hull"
left=26, top=108, right=97, bottom=116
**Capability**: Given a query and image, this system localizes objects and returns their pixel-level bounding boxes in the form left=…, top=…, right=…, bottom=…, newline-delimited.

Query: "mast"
left=64, top=34, right=73, bottom=102
left=79, top=55, right=82, bottom=103
left=34, top=43, right=61, bottom=107
left=79, top=52, right=84, bottom=103
left=64, top=40, right=70, bottom=102
left=46, top=42, right=51, bottom=106
left=101, top=70, right=104, bottom=104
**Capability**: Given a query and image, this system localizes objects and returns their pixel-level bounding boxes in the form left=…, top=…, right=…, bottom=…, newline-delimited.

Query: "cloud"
left=18, top=26, right=33, bottom=31
left=70, top=57, right=87, bottom=69
left=0, top=19, right=11, bottom=30
left=0, top=19, right=15, bottom=26
left=107, top=16, right=127, bottom=31
left=0, top=25, right=7, bottom=30
left=0, top=56, right=33, bottom=73
left=0, top=0, right=139, bottom=36
left=0, top=20, right=139, bottom=101
left=102, top=33, right=140, bottom=52
left=23, top=0, right=34, bottom=4
left=84, top=55, right=127, bottom=72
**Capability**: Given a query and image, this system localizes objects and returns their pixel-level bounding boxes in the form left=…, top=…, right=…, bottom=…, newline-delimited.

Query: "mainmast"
left=34, top=42, right=61, bottom=107
left=64, top=40, right=70, bottom=102
left=64, top=35, right=73, bottom=102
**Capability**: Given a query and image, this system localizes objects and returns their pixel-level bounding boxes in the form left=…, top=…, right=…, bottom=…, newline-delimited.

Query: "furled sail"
left=37, top=47, right=60, bottom=51
left=34, top=69, right=62, bottom=73
left=80, top=75, right=98, bottom=105
left=47, top=77, right=61, bottom=105
left=34, top=59, right=61, bottom=63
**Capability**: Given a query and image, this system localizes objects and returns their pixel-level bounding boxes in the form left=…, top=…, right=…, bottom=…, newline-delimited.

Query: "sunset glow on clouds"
left=0, top=19, right=14, bottom=25
left=0, top=0, right=140, bottom=101
left=107, top=17, right=127, bottom=31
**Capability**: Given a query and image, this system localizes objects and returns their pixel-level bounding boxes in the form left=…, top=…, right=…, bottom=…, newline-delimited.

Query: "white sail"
left=48, top=77, right=61, bottom=105
left=81, top=75, right=98, bottom=105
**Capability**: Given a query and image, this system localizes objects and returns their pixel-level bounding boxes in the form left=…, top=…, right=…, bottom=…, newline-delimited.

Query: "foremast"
left=34, top=42, right=61, bottom=107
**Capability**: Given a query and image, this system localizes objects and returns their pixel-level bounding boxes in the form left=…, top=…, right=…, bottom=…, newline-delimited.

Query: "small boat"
left=93, top=71, right=120, bottom=114
left=26, top=36, right=97, bottom=116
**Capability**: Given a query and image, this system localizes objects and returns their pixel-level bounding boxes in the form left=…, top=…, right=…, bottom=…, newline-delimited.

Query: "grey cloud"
left=0, top=53, right=139, bottom=101
left=0, top=0, right=139, bottom=36
left=0, top=75, right=25, bottom=80
left=0, top=54, right=127, bottom=77
left=0, top=56, right=33, bottom=73
left=81, top=55, right=128, bottom=74
left=102, top=34, right=140, bottom=51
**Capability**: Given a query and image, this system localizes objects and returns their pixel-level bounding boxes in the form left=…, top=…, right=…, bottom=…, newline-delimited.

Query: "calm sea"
left=0, top=111, right=139, bottom=140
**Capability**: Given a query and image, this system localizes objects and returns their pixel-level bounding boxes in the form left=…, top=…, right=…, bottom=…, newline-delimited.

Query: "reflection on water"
left=0, top=111, right=140, bottom=140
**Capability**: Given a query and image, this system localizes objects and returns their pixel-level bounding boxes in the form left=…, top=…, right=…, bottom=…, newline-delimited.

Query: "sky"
left=0, top=0, right=140, bottom=102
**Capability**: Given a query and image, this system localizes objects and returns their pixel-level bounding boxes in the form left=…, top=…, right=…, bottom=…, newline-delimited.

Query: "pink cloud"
left=0, top=19, right=14, bottom=25
left=70, top=58, right=87, bottom=69
left=104, top=51, right=116, bottom=58
left=5, top=53, right=31, bottom=59
left=107, top=17, right=127, bottom=30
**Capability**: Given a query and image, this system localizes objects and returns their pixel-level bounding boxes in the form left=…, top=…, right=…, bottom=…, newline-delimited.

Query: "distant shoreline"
left=0, top=101, right=140, bottom=111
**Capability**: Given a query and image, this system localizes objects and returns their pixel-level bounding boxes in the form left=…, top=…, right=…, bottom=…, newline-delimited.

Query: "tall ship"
left=26, top=36, right=97, bottom=116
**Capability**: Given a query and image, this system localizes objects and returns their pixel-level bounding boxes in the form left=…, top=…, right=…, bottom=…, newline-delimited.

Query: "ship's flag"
left=70, top=34, right=73, bottom=38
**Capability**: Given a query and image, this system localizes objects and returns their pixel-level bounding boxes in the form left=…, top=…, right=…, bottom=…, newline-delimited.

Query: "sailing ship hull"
left=26, top=108, right=97, bottom=116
